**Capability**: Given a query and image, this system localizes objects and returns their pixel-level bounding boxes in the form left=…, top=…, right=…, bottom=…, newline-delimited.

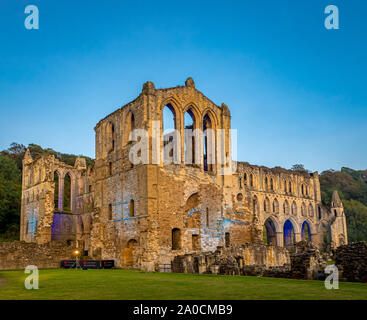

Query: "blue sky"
left=0, top=0, right=366, bottom=172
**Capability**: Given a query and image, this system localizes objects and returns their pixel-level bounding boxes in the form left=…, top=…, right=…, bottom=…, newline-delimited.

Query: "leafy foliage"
left=1, top=143, right=94, bottom=171
left=291, top=164, right=367, bottom=242
left=342, top=200, right=367, bottom=242
left=0, top=155, right=21, bottom=240
left=320, top=167, right=367, bottom=242
left=291, top=164, right=309, bottom=173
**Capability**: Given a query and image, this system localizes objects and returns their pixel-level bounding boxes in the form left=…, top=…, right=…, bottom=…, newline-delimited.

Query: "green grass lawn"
left=0, top=269, right=366, bottom=300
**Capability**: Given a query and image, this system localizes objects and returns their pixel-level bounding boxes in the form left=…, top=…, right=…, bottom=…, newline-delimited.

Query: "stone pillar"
left=210, top=265, right=219, bottom=274
left=198, top=255, right=207, bottom=274
left=311, top=232, right=318, bottom=246
left=295, top=232, right=302, bottom=243
left=37, top=227, right=52, bottom=244
left=276, top=232, right=284, bottom=247
left=180, top=114, right=185, bottom=165
left=70, top=176, right=75, bottom=212
left=198, top=127, right=204, bottom=171
left=76, top=216, right=83, bottom=242
left=58, top=177, right=64, bottom=212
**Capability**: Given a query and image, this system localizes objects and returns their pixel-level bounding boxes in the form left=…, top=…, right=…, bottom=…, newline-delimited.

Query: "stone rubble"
left=335, top=242, right=367, bottom=283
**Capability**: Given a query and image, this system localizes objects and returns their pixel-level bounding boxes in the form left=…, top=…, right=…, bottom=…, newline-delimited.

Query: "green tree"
left=0, top=142, right=27, bottom=171
left=343, top=199, right=367, bottom=242
left=0, top=155, right=22, bottom=240
left=320, top=167, right=367, bottom=242
left=291, top=164, right=309, bottom=173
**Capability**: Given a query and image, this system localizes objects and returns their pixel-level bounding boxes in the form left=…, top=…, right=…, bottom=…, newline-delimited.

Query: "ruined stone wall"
left=172, top=241, right=333, bottom=280
left=92, top=87, right=149, bottom=268
left=90, top=161, right=150, bottom=268
left=91, top=78, right=233, bottom=271
left=0, top=241, right=76, bottom=270
left=289, top=241, right=327, bottom=280
left=335, top=242, right=367, bottom=282
left=21, top=151, right=89, bottom=245
left=234, top=162, right=347, bottom=250
left=50, top=213, right=76, bottom=241
left=172, top=244, right=290, bottom=275
left=87, top=78, right=348, bottom=271
left=18, top=78, right=348, bottom=272
left=153, top=165, right=223, bottom=267
left=220, top=191, right=254, bottom=246
left=75, top=165, right=95, bottom=253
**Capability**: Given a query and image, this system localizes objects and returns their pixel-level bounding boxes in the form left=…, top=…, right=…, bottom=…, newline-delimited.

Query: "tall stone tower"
left=330, top=190, right=348, bottom=247
left=91, top=78, right=233, bottom=271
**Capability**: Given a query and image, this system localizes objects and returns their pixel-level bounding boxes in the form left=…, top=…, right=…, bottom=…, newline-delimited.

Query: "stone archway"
left=203, top=113, right=215, bottom=172
left=184, top=193, right=201, bottom=250
left=172, top=228, right=181, bottom=250
left=301, top=221, right=311, bottom=242
left=283, top=220, right=295, bottom=247
left=122, top=239, right=138, bottom=268
left=263, top=218, right=277, bottom=245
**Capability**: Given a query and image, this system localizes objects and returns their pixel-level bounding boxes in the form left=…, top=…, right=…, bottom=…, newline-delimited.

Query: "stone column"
left=180, top=114, right=185, bottom=165
left=310, top=232, right=318, bottom=245
left=295, top=232, right=302, bottom=243
left=58, top=177, right=64, bottom=212
left=276, top=232, right=284, bottom=247
left=70, top=176, right=75, bottom=212
left=198, top=255, right=207, bottom=274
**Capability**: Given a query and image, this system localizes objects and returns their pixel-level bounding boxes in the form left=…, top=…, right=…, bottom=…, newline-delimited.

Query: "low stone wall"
left=335, top=242, right=367, bottom=283
left=171, top=241, right=331, bottom=280
left=172, top=243, right=291, bottom=275
left=242, top=265, right=291, bottom=278
left=0, top=241, right=76, bottom=270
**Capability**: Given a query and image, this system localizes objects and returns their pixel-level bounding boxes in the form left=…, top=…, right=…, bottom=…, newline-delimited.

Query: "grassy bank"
left=0, top=269, right=366, bottom=300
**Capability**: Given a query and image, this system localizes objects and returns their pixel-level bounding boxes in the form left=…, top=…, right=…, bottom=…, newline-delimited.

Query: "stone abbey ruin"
left=17, top=78, right=349, bottom=274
